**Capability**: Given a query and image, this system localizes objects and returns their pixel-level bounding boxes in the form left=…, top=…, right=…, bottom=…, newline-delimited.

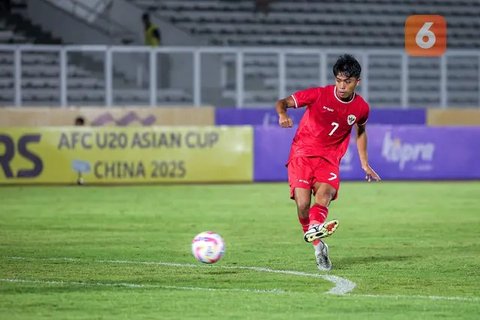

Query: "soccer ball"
left=191, top=231, right=225, bottom=264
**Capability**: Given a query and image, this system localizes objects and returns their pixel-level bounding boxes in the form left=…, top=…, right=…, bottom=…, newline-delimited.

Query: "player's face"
left=335, top=74, right=359, bottom=101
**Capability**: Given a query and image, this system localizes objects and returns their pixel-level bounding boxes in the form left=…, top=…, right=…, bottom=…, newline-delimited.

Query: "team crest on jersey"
left=347, top=114, right=356, bottom=125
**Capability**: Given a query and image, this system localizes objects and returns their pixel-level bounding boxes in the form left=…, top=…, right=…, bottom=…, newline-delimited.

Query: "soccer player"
left=275, top=54, right=381, bottom=271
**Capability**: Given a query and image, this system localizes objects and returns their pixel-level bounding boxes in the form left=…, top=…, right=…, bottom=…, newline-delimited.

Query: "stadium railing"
left=0, top=44, right=479, bottom=108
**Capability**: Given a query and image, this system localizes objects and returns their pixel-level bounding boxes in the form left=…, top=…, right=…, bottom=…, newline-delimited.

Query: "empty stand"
left=0, top=7, right=192, bottom=107
left=0, top=0, right=479, bottom=108
left=133, top=0, right=480, bottom=48
left=127, top=0, right=480, bottom=107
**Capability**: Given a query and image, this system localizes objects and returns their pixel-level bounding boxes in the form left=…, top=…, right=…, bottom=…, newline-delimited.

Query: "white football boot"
left=304, top=220, right=339, bottom=243
left=314, top=241, right=332, bottom=271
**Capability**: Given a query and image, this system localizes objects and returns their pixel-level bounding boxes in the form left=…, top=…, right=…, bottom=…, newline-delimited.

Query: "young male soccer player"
left=275, top=54, right=381, bottom=271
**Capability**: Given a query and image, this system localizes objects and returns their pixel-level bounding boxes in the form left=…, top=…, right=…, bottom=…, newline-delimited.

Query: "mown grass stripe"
left=6, top=256, right=356, bottom=295
left=0, top=278, right=285, bottom=294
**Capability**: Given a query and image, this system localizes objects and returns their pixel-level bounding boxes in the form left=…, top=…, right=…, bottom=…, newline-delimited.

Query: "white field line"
left=8, top=256, right=480, bottom=302
left=6, top=256, right=355, bottom=295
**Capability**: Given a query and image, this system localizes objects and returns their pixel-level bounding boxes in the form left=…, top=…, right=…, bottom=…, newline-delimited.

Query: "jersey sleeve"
left=358, top=103, right=370, bottom=125
left=291, top=87, right=321, bottom=108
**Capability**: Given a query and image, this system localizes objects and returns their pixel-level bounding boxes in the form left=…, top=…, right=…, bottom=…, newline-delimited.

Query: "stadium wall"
left=427, top=109, right=480, bottom=126
left=0, top=107, right=215, bottom=127
left=215, top=108, right=427, bottom=126
left=1, top=124, right=479, bottom=184
left=0, top=126, right=252, bottom=184
left=7, top=107, right=480, bottom=127
left=254, top=125, right=480, bottom=181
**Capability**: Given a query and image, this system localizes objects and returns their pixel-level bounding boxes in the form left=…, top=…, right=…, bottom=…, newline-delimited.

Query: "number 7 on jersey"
left=329, top=122, right=339, bottom=136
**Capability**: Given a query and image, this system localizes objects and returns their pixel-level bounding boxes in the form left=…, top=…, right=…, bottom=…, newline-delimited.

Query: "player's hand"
left=279, top=113, right=293, bottom=128
left=363, top=165, right=381, bottom=182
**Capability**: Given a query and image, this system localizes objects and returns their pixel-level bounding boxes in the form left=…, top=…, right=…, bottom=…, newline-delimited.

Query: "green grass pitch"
left=1, top=182, right=479, bottom=319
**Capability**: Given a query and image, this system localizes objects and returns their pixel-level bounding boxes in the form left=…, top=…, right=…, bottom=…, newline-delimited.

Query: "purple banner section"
left=216, top=108, right=425, bottom=125
left=216, top=108, right=305, bottom=126
left=254, top=125, right=480, bottom=181
left=254, top=126, right=294, bottom=182
left=368, top=109, right=425, bottom=125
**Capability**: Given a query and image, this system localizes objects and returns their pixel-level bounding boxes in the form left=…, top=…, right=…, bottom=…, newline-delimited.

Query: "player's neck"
left=340, top=95, right=354, bottom=102
left=334, top=87, right=355, bottom=104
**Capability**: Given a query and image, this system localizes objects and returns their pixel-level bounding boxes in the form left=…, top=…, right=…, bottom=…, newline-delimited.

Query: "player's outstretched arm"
left=356, top=123, right=381, bottom=182
left=275, top=97, right=294, bottom=128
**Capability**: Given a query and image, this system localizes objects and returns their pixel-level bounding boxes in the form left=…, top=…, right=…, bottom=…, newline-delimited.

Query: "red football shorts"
left=287, top=156, right=340, bottom=200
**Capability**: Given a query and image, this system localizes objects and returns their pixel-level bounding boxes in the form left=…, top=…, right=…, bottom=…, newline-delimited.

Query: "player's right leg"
left=288, top=157, right=336, bottom=270
left=304, top=220, right=339, bottom=243
left=303, top=182, right=339, bottom=243
left=293, top=187, right=335, bottom=270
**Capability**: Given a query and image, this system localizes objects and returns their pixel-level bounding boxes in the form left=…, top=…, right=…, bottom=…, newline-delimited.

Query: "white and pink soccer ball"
left=191, top=231, right=225, bottom=264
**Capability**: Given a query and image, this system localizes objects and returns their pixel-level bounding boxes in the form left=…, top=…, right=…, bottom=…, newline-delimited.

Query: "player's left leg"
left=287, top=157, right=314, bottom=234
left=293, top=187, right=312, bottom=233
left=314, top=240, right=332, bottom=271
left=304, top=183, right=337, bottom=271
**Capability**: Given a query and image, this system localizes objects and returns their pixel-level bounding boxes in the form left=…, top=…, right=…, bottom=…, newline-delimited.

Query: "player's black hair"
left=142, top=12, right=150, bottom=21
left=333, top=54, right=361, bottom=79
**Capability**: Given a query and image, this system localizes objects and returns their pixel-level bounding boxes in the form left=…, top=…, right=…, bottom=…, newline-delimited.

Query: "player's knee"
left=315, top=191, right=334, bottom=207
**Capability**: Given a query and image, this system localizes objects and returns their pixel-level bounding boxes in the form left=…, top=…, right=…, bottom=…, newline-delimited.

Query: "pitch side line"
left=5, top=256, right=480, bottom=302
left=6, top=256, right=355, bottom=295
left=0, top=257, right=480, bottom=302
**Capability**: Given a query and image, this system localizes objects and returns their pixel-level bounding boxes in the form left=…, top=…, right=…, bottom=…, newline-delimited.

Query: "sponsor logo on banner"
left=0, top=127, right=253, bottom=184
left=0, top=133, right=43, bottom=178
left=381, top=131, right=435, bottom=170
left=91, top=111, right=156, bottom=126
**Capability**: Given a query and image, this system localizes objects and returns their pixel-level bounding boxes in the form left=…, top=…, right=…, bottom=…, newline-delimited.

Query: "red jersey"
left=288, top=85, right=369, bottom=166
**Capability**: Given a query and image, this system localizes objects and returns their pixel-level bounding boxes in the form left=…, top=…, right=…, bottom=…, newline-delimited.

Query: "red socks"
left=309, top=204, right=328, bottom=226
left=298, top=204, right=329, bottom=247
left=298, top=215, right=320, bottom=245
left=298, top=204, right=329, bottom=232
left=309, top=205, right=329, bottom=246
left=298, top=216, right=309, bottom=233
